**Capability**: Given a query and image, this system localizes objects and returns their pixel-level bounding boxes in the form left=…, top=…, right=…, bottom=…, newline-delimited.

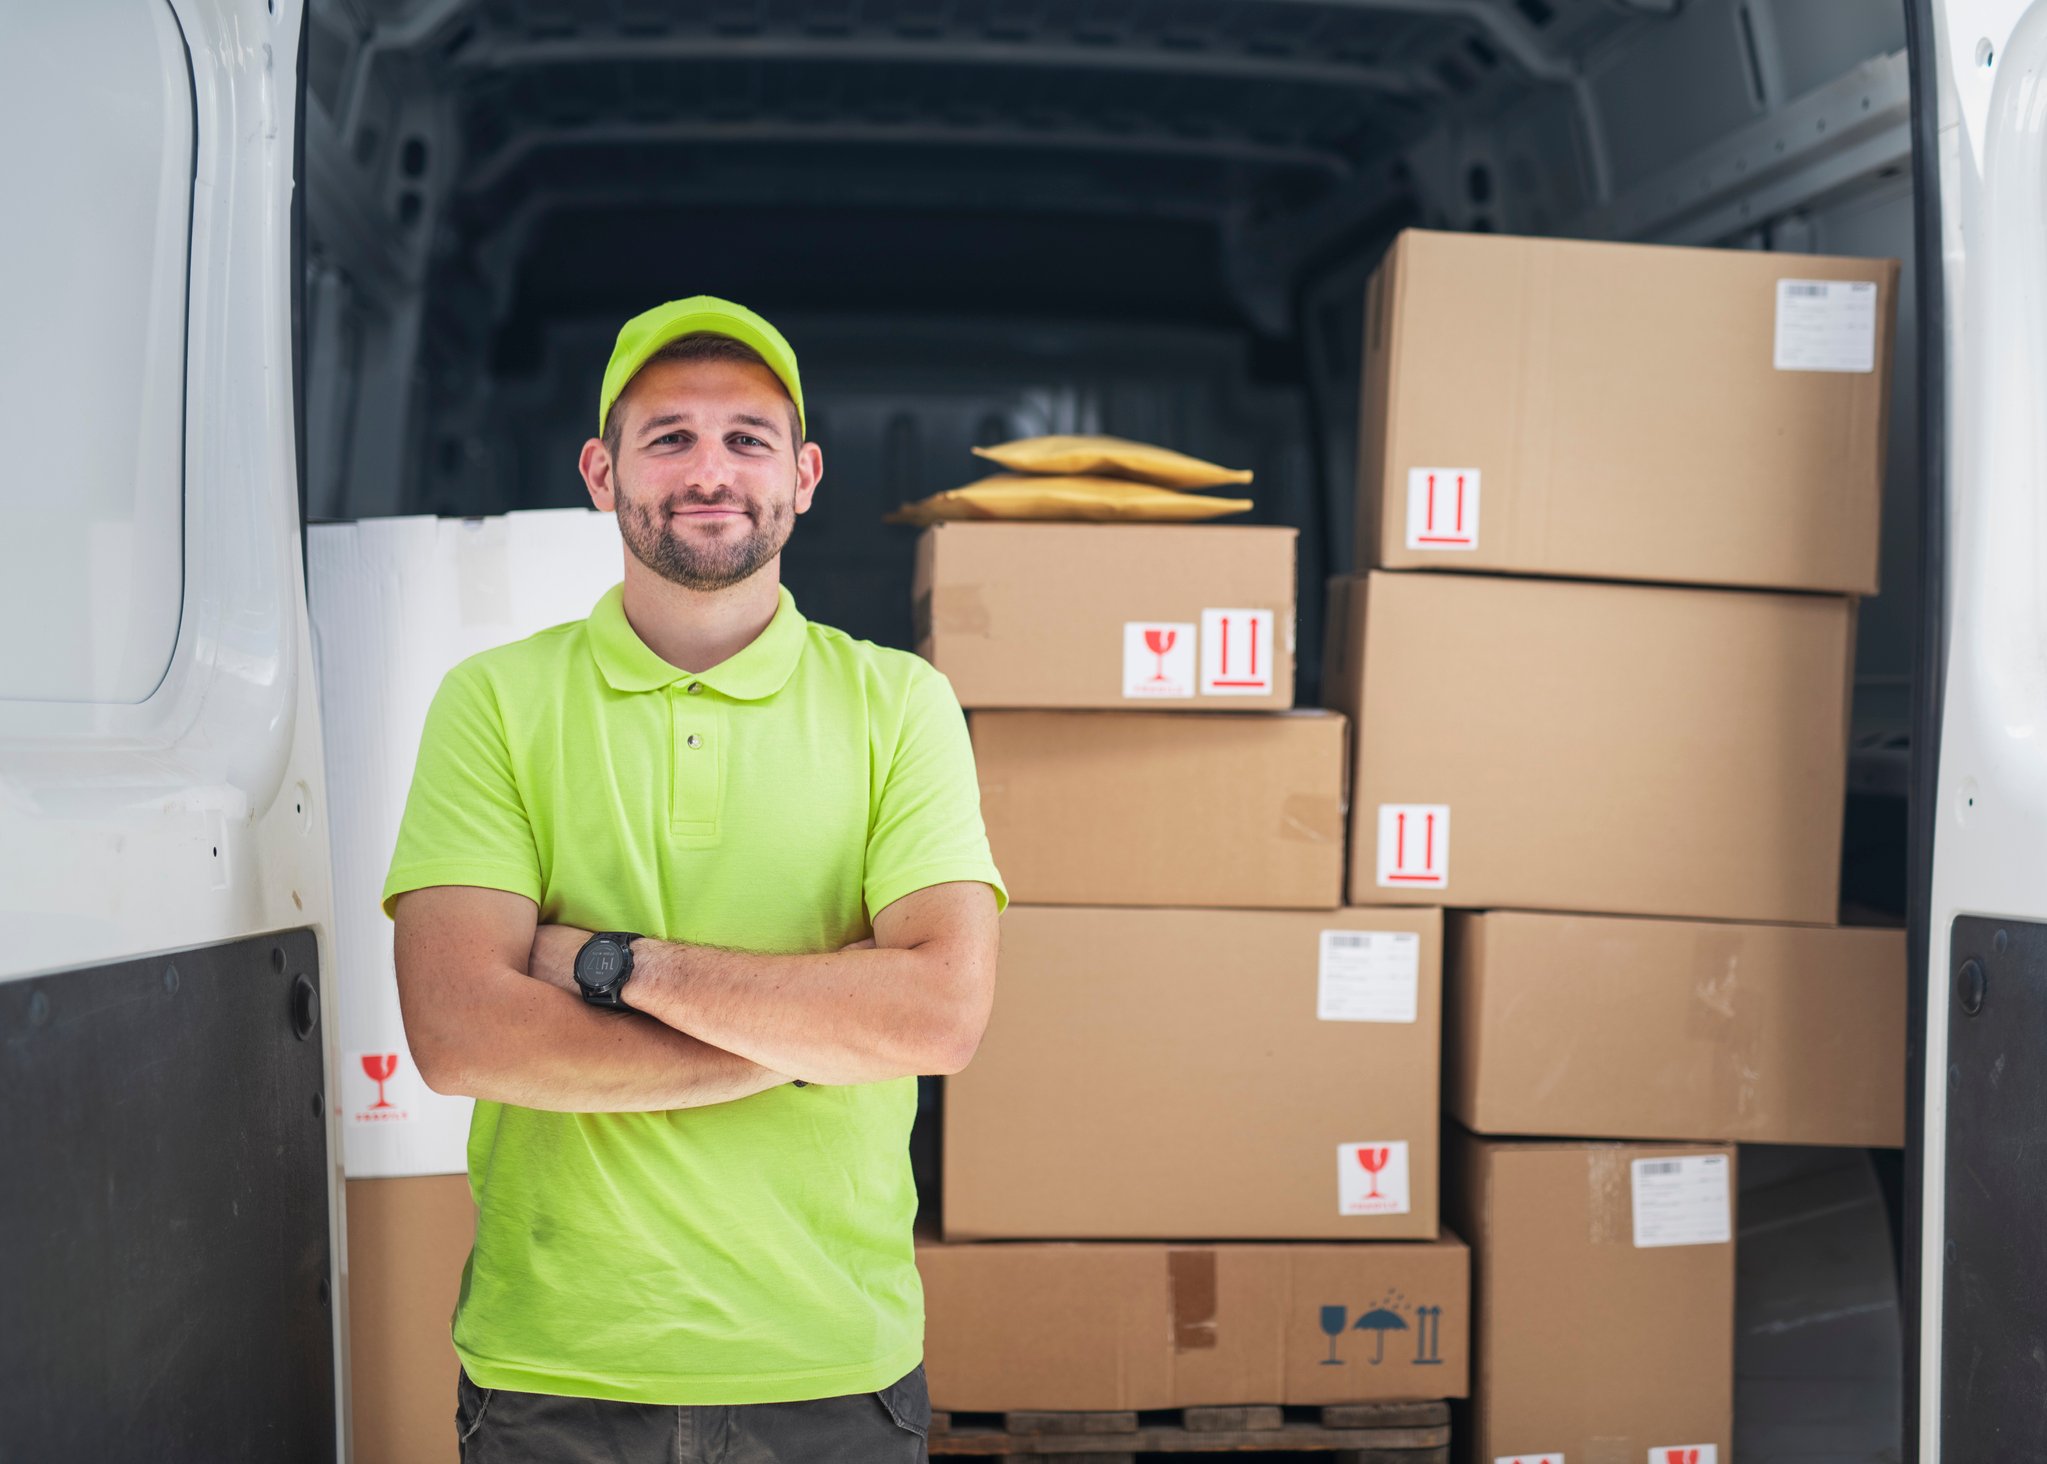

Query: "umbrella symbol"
left=1353, top=1307, right=1407, bottom=1364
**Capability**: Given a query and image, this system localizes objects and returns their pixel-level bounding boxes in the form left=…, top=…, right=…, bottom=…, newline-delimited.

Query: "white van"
left=0, top=1, right=2027, bottom=1459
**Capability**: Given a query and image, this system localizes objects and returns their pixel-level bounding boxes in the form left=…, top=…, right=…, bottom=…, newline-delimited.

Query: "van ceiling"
left=309, top=0, right=1676, bottom=345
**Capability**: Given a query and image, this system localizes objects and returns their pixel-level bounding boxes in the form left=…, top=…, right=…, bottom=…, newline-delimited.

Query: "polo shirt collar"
left=588, top=582, right=807, bottom=700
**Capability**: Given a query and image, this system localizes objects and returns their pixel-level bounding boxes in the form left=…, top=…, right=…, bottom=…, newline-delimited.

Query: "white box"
left=308, top=509, right=624, bottom=1177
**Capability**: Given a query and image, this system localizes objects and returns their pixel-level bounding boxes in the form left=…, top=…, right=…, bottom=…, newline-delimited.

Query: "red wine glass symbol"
left=1356, top=1146, right=1391, bottom=1200
left=1143, top=627, right=1177, bottom=682
left=361, top=1053, right=398, bottom=1110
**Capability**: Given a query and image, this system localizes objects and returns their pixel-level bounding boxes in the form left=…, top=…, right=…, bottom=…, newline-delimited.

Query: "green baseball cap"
left=598, top=295, right=805, bottom=438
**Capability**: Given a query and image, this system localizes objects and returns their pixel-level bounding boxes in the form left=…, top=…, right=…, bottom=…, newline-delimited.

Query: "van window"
left=0, top=2, right=192, bottom=704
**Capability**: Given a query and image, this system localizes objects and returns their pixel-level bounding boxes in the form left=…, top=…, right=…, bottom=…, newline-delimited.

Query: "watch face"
left=579, top=943, right=624, bottom=984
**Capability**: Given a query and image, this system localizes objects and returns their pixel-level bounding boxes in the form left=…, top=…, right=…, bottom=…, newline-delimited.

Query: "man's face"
left=602, top=356, right=817, bottom=592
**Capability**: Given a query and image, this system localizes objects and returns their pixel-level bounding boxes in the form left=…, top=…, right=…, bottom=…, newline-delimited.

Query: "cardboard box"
left=945, top=906, right=1439, bottom=1240
left=918, top=1233, right=1469, bottom=1411
left=1447, top=1132, right=1734, bottom=1464
left=1325, top=571, right=1853, bottom=923
left=344, top=1174, right=474, bottom=1464
left=914, top=522, right=1297, bottom=710
left=1357, top=228, right=1896, bottom=594
left=1448, top=911, right=1906, bottom=1147
left=971, top=710, right=1347, bottom=909
left=310, top=508, right=627, bottom=1178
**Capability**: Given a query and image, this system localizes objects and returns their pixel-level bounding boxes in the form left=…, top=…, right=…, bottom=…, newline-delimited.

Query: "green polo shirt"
left=381, top=581, right=1005, bottom=1405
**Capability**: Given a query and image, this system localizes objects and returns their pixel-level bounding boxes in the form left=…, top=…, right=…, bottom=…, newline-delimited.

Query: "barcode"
left=1785, top=283, right=1829, bottom=297
left=1638, top=1160, right=1682, bottom=1176
left=1325, top=933, right=1371, bottom=948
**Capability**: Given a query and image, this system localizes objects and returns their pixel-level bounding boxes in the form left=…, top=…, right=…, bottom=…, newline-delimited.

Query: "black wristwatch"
left=573, top=931, right=641, bottom=1010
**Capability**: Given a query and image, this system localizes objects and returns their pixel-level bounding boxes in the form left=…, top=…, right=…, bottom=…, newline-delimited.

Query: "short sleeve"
left=380, top=660, right=544, bottom=919
left=863, top=665, right=1008, bottom=921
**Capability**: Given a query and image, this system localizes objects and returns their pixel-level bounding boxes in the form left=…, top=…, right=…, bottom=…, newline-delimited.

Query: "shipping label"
left=1122, top=621, right=1195, bottom=699
left=1774, top=279, right=1877, bottom=372
left=1650, top=1447, right=1718, bottom=1464
left=1337, top=1140, right=1411, bottom=1216
left=1318, top=930, right=1420, bottom=1023
left=1406, top=467, right=1481, bottom=550
left=1631, top=1154, right=1732, bottom=1248
left=1376, top=804, right=1449, bottom=889
left=1199, top=608, right=1274, bottom=695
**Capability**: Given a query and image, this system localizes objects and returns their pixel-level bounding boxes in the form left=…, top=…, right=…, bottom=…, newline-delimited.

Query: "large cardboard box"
left=1357, top=228, right=1896, bottom=594
left=914, top=522, right=1297, bottom=710
left=971, top=710, right=1347, bottom=909
left=1325, top=571, right=1853, bottom=923
left=945, top=906, right=1440, bottom=1240
left=918, top=1233, right=1469, bottom=1411
left=309, top=508, right=626, bottom=1178
left=1448, top=911, right=1906, bottom=1147
left=344, top=1174, right=474, bottom=1464
left=1448, top=1132, right=1734, bottom=1464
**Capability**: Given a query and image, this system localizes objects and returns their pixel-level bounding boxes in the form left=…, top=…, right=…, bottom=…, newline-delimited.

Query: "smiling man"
left=381, top=297, right=1004, bottom=1462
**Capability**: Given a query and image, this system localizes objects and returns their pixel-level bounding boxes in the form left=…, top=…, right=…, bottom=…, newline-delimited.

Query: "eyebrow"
left=636, top=412, right=781, bottom=442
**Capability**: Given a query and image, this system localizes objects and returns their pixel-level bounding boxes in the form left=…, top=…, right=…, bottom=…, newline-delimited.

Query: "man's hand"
left=527, top=923, right=592, bottom=995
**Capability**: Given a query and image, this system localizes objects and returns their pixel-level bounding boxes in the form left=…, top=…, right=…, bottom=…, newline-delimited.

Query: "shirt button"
left=687, top=682, right=704, bottom=695
left=686, top=734, right=704, bottom=750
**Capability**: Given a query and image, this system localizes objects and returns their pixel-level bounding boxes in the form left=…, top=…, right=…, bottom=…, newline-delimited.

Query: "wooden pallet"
left=928, top=1399, right=1449, bottom=1461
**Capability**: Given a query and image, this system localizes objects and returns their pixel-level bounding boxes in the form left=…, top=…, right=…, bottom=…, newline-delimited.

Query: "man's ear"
left=579, top=437, right=618, bottom=512
left=793, top=440, right=824, bottom=516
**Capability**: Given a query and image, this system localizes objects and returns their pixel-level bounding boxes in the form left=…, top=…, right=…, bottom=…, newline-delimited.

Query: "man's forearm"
left=409, top=961, right=791, bottom=1112
left=620, top=940, right=972, bottom=1086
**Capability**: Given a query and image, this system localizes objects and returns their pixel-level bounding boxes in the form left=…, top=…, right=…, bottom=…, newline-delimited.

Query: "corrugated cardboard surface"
left=944, top=906, right=1439, bottom=1240
left=1358, top=228, right=1896, bottom=594
left=971, top=710, right=1347, bottom=909
left=1326, top=571, right=1852, bottom=923
left=345, top=1174, right=474, bottom=1464
left=1448, top=911, right=1906, bottom=1146
left=914, top=522, right=1297, bottom=709
left=1446, top=1133, right=1734, bottom=1464
left=918, top=1233, right=1468, bottom=1410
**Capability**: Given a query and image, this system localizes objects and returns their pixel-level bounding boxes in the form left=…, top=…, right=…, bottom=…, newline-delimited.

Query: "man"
left=383, top=296, right=1005, bottom=1462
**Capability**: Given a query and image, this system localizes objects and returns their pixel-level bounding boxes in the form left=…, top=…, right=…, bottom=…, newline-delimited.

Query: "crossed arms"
left=391, top=880, right=1000, bottom=1112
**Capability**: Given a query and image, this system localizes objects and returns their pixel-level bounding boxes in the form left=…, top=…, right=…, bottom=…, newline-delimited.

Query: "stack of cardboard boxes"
left=914, top=230, right=1910, bottom=1456
left=1328, top=229, right=1908, bottom=1462
left=914, top=520, right=1472, bottom=1412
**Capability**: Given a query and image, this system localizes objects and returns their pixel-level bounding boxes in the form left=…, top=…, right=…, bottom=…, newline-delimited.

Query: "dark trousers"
left=456, top=1364, right=930, bottom=1463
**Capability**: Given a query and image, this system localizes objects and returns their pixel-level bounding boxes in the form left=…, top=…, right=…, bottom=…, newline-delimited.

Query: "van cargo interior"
left=303, top=1, right=1919, bottom=1454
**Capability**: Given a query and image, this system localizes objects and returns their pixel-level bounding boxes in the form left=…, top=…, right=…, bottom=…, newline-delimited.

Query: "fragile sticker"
left=1338, top=1141, right=1411, bottom=1216
left=1317, top=930, right=1420, bottom=1023
left=1495, top=1455, right=1566, bottom=1464
left=345, top=1050, right=415, bottom=1126
left=1376, top=804, right=1449, bottom=889
left=1631, top=1154, right=1732, bottom=1248
left=1200, top=608, right=1273, bottom=695
left=1123, top=621, right=1195, bottom=699
left=1649, top=1447, right=1718, bottom=1464
left=1406, top=467, right=1480, bottom=550
left=1773, top=279, right=1877, bottom=372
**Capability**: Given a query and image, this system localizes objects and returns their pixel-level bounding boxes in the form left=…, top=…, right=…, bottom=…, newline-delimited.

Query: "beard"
left=614, top=470, right=796, bottom=592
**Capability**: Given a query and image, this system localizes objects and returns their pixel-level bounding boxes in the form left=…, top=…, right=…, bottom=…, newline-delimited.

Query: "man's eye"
left=653, top=432, right=686, bottom=446
left=732, top=435, right=766, bottom=448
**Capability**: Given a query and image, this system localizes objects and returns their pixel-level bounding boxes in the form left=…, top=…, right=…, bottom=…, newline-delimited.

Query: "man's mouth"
left=671, top=504, right=749, bottom=520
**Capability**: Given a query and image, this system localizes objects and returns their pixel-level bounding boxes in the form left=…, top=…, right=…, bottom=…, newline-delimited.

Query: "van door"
left=0, top=2, right=340, bottom=1458
left=1912, top=1, right=2047, bottom=1459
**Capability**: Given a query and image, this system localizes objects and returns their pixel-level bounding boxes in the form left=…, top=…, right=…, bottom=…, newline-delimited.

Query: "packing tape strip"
left=1167, top=1249, right=1218, bottom=1352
